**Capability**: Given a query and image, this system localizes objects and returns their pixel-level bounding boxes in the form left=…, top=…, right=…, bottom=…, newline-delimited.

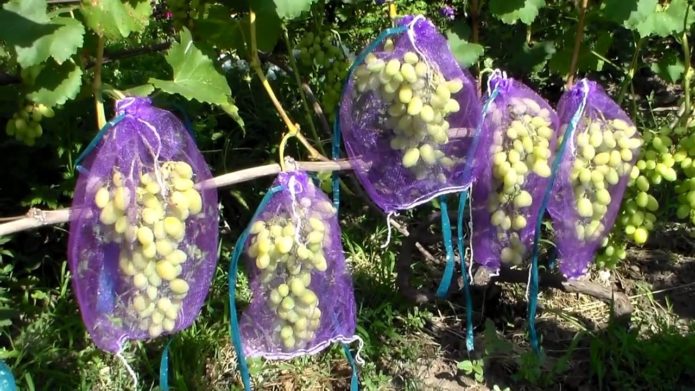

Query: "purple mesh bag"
left=339, top=15, right=482, bottom=213
left=471, top=73, right=559, bottom=272
left=548, top=79, right=641, bottom=279
left=237, top=171, right=358, bottom=358
left=67, top=97, right=219, bottom=352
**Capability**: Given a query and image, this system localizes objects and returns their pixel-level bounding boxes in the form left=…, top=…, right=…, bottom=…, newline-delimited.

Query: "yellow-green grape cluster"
left=298, top=31, right=349, bottom=118
left=93, top=161, right=203, bottom=338
left=485, top=98, right=555, bottom=265
left=674, top=130, right=695, bottom=225
left=4, top=104, right=54, bottom=146
left=595, top=235, right=628, bottom=269
left=568, top=117, right=641, bottom=242
left=245, top=200, right=336, bottom=351
left=353, top=38, right=463, bottom=180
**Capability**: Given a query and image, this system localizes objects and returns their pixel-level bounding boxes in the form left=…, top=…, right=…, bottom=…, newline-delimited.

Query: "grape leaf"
left=1, top=0, right=84, bottom=68
left=149, top=28, right=242, bottom=126
left=489, top=0, right=545, bottom=25
left=193, top=4, right=245, bottom=51
left=27, top=60, right=83, bottom=107
left=273, top=0, right=316, bottom=20
left=14, top=17, right=84, bottom=69
left=549, top=31, right=613, bottom=75
left=247, top=0, right=282, bottom=52
left=637, top=0, right=694, bottom=37
left=80, top=0, right=152, bottom=39
left=123, top=83, right=155, bottom=97
left=603, top=0, right=694, bottom=37
left=651, top=52, right=685, bottom=83
left=446, top=29, right=484, bottom=67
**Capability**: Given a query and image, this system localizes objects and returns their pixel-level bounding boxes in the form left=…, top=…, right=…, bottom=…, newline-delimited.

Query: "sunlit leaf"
left=27, top=60, right=83, bottom=107
left=80, top=0, right=152, bottom=39
left=489, top=0, right=545, bottom=25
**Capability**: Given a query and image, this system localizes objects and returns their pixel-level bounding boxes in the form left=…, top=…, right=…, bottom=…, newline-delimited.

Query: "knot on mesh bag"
left=67, top=96, right=219, bottom=353
left=470, top=71, right=560, bottom=274
left=229, top=171, right=360, bottom=389
left=338, top=14, right=482, bottom=213
left=547, top=79, right=642, bottom=279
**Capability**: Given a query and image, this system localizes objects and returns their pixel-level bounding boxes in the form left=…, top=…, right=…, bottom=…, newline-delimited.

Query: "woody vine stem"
left=248, top=10, right=328, bottom=171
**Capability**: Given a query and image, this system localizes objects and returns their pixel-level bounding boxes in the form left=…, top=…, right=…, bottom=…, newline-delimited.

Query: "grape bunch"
left=297, top=31, right=349, bottom=118
left=92, top=160, right=203, bottom=338
left=567, top=117, right=641, bottom=242
left=484, top=98, right=555, bottom=265
left=594, top=235, right=628, bottom=268
left=674, top=128, right=695, bottom=224
left=245, top=199, right=336, bottom=351
left=4, top=103, right=54, bottom=146
left=352, top=39, right=464, bottom=180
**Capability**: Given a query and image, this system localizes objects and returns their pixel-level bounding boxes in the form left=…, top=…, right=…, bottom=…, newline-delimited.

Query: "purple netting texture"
left=548, top=80, right=641, bottom=279
left=67, top=97, right=219, bottom=352
left=239, top=171, right=357, bottom=359
left=339, top=15, right=482, bottom=213
left=471, top=75, right=559, bottom=272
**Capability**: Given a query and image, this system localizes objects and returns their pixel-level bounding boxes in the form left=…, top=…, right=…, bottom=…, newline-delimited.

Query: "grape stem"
left=566, top=0, right=589, bottom=89
left=682, top=28, right=691, bottom=128
left=616, top=36, right=644, bottom=105
left=93, top=36, right=106, bottom=129
left=247, top=10, right=327, bottom=171
left=0, top=159, right=353, bottom=237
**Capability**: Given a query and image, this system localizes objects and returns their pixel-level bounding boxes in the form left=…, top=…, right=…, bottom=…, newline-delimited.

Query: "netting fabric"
left=339, top=15, right=482, bottom=212
left=471, top=74, right=559, bottom=272
left=237, top=171, right=357, bottom=359
left=548, top=80, right=641, bottom=278
left=67, top=97, right=219, bottom=352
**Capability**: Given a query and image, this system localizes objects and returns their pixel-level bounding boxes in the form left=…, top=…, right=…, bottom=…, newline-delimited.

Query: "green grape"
left=353, top=42, right=466, bottom=180
left=481, top=97, right=556, bottom=265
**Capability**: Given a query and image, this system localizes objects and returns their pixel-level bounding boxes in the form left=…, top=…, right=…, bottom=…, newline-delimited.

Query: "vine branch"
left=566, top=0, right=589, bottom=89
left=248, top=10, right=327, bottom=170
left=93, top=36, right=106, bottom=129
left=682, top=26, right=692, bottom=127
left=0, top=160, right=352, bottom=237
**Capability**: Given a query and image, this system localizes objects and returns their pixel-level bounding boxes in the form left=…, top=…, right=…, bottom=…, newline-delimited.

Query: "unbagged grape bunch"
left=567, top=117, right=641, bottom=242
left=485, top=97, right=554, bottom=265
left=5, top=103, right=54, bottom=146
left=92, top=161, right=202, bottom=338
left=353, top=40, right=463, bottom=180
left=245, top=202, right=334, bottom=350
left=298, top=31, right=348, bottom=118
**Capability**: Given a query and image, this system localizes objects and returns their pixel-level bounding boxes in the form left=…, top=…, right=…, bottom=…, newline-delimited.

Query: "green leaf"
left=80, top=0, right=152, bottom=39
left=603, top=0, right=695, bottom=37
left=247, top=0, right=282, bottom=52
left=149, top=28, right=243, bottom=127
left=274, top=0, right=316, bottom=20
left=14, top=17, right=84, bottom=69
left=489, top=0, right=545, bottom=25
left=1, top=0, right=84, bottom=68
left=507, top=39, right=556, bottom=75
left=549, top=31, right=613, bottom=75
left=446, top=27, right=484, bottom=67
left=457, top=360, right=473, bottom=372
left=193, top=4, right=244, bottom=50
left=123, top=83, right=155, bottom=97
left=26, top=60, right=83, bottom=107
left=0, top=1, right=58, bottom=47
left=651, top=52, right=685, bottom=83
